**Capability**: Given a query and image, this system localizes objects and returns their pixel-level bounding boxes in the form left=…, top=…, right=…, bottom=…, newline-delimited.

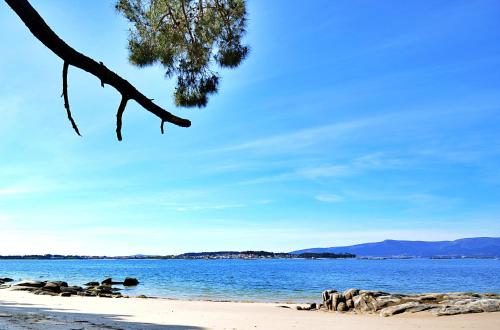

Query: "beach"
left=0, top=290, right=498, bottom=330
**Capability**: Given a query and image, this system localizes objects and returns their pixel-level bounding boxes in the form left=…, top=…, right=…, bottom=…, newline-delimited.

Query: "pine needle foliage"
left=116, top=0, right=248, bottom=108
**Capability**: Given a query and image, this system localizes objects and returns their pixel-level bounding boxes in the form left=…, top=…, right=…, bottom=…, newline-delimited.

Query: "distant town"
left=1, top=238, right=497, bottom=260
left=0, top=251, right=356, bottom=260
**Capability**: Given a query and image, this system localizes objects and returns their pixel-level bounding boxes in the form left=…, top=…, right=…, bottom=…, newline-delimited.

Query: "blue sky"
left=0, top=0, right=499, bottom=255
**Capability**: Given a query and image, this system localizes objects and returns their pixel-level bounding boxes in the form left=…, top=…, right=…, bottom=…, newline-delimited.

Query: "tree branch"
left=62, top=61, right=81, bottom=136
left=5, top=0, right=191, bottom=140
left=116, top=96, right=129, bottom=141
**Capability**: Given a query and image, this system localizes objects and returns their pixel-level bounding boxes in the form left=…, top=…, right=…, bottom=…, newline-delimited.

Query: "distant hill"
left=291, top=237, right=500, bottom=257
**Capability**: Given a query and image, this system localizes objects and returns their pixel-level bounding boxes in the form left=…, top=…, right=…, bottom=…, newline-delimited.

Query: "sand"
left=0, top=290, right=499, bottom=330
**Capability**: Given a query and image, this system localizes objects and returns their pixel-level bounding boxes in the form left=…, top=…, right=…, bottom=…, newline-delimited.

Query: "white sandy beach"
left=0, top=290, right=498, bottom=330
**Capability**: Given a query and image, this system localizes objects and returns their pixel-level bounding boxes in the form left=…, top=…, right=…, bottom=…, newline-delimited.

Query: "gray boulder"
left=296, top=303, right=316, bottom=311
left=359, top=290, right=390, bottom=297
left=376, top=295, right=403, bottom=308
left=380, top=302, right=420, bottom=317
left=343, top=288, right=359, bottom=300
left=61, top=286, right=83, bottom=294
left=353, top=293, right=379, bottom=313
left=322, top=290, right=337, bottom=302
left=337, top=302, right=348, bottom=312
left=436, top=299, right=500, bottom=315
left=475, top=299, right=500, bottom=312
left=406, top=304, right=440, bottom=313
left=433, top=304, right=483, bottom=316
left=47, top=281, right=68, bottom=288
left=43, top=282, right=62, bottom=293
left=34, top=290, right=59, bottom=296
left=330, top=292, right=344, bottom=311
left=10, top=286, right=38, bottom=292
left=14, top=280, right=45, bottom=288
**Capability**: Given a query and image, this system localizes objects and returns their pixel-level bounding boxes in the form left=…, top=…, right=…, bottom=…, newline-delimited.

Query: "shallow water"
left=0, top=258, right=498, bottom=302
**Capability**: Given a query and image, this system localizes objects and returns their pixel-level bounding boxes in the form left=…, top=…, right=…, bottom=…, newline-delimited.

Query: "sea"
left=0, top=258, right=498, bottom=302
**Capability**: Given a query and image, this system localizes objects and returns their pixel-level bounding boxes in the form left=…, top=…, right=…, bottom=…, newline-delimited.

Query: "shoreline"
left=1, top=290, right=499, bottom=330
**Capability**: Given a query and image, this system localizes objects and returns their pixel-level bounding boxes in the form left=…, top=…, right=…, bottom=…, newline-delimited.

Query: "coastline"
left=1, top=290, right=499, bottom=330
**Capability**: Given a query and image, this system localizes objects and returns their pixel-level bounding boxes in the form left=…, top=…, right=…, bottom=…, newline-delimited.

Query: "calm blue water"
left=0, top=259, right=498, bottom=302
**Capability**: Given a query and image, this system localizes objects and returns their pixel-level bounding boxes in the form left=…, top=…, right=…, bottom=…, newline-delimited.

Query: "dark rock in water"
left=85, top=281, right=100, bottom=287
left=14, top=280, right=46, bottom=288
left=101, top=278, right=123, bottom=285
left=0, top=278, right=14, bottom=285
left=123, top=277, right=140, bottom=286
left=94, top=285, right=116, bottom=294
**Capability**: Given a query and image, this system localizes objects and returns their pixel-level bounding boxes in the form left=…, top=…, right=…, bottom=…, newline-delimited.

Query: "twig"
left=116, top=96, right=129, bottom=141
left=62, top=61, right=81, bottom=136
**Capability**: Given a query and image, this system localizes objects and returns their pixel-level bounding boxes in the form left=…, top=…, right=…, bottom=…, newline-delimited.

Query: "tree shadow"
left=0, top=299, right=207, bottom=330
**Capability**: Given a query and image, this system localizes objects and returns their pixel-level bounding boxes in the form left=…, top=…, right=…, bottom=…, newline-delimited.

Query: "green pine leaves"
left=116, top=0, right=248, bottom=107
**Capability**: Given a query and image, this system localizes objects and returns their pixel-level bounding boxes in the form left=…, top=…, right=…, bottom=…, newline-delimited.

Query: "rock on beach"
left=318, top=288, right=500, bottom=317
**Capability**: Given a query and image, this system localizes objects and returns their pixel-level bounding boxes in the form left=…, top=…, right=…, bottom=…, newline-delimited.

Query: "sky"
left=0, top=0, right=499, bottom=255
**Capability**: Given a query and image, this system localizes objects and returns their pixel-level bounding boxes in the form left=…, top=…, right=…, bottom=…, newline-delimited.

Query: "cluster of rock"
left=300, top=288, right=500, bottom=317
left=0, top=278, right=14, bottom=285
left=1, top=277, right=140, bottom=298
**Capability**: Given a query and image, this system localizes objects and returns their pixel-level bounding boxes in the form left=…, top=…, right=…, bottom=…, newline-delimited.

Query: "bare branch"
left=116, top=96, right=129, bottom=141
left=5, top=0, right=191, bottom=140
left=62, top=61, right=81, bottom=136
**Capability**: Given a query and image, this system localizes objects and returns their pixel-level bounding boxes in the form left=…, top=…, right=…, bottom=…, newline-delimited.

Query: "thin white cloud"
left=315, top=194, right=343, bottom=203
left=206, top=118, right=370, bottom=154
left=241, top=152, right=404, bottom=184
left=174, top=203, right=246, bottom=212
left=297, top=165, right=353, bottom=179
left=0, top=186, right=34, bottom=196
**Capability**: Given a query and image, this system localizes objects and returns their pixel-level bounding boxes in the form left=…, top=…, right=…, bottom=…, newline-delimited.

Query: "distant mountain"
left=291, top=237, right=500, bottom=257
